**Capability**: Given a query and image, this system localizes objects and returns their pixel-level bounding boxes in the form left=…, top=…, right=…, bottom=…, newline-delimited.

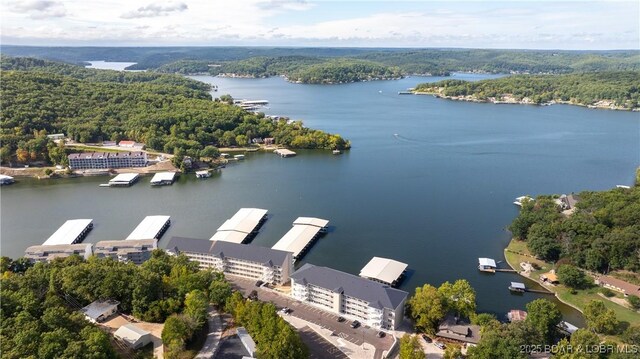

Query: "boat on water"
left=513, top=195, right=533, bottom=206
left=332, top=150, right=341, bottom=155
left=196, top=170, right=211, bottom=179
left=398, top=91, right=413, bottom=95
left=616, top=185, right=631, bottom=189
left=234, top=154, right=245, bottom=160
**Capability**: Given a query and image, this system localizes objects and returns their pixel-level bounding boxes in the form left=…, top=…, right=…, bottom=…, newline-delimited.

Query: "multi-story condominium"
left=68, top=151, right=147, bottom=169
left=165, top=236, right=293, bottom=285
left=290, top=264, right=408, bottom=329
left=93, top=239, right=157, bottom=264
left=24, top=243, right=93, bottom=263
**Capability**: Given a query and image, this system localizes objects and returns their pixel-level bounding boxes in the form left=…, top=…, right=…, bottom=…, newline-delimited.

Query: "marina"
left=108, top=173, right=139, bottom=187
left=271, top=217, right=329, bottom=260
left=126, top=215, right=171, bottom=240
left=42, top=219, right=94, bottom=246
left=150, top=172, right=177, bottom=186
left=274, top=148, right=297, bottom=158
left=359, top=257, right=408, bottom=286
left=209, top=208, right=268, bottom=244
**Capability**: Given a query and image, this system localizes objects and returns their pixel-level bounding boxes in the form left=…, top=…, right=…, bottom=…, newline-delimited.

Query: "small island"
left=412, top=71, right=640, bottom=111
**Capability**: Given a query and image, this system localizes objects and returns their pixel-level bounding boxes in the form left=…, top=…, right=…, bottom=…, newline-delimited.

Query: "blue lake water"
left=2, top=70, right=639, bottom=325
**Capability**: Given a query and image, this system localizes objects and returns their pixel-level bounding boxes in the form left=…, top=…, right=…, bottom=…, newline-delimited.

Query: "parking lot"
left=228, top=276, right=394, bottom=357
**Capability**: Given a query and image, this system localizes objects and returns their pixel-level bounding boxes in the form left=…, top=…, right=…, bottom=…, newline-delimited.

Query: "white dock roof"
left=126, top=216, right=170, bottom=240
left=209, top=230, right=248, bottom=244
left=216, top=208, right=267, bottom=233
left=510, top=282, right=526, bottom=290
left=359, top=257, right=408, bottom=285
left=272, top=225, right=321, bottom=258
left=109, top=173, right=139, bottom=183
left=43, top=219, right=93, bottom=246
left=478, top=258, right=497, bottom=267
left=293, top=217, right=329, bottom=228
left=150, top=172, right=176, bottom=183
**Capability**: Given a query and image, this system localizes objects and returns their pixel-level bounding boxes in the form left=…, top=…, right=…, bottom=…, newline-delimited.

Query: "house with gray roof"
left=290, top=263, right=408, bottom=329
left=166, top=237, right=293, bottom=284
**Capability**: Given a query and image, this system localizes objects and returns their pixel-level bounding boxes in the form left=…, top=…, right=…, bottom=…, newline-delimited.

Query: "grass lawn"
left=504, top=239, right=640, bottom=327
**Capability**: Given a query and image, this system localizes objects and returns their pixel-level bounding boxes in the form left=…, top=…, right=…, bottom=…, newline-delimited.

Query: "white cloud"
left=9, top=0, right=67, bottom=19
left=121, top=2, right=188, bottom=19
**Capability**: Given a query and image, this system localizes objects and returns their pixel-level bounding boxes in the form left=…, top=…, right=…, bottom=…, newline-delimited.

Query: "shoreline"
left=503, top=239, right=584, bottom=314
left=413, top=91, right=638, bottom=112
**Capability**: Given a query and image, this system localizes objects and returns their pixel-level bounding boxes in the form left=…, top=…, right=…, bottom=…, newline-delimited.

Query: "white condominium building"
left=68, top=151, right=147, bottom=169
left=290, top=264, right=408, bottom=329
left=165, top=237, right=293, bottom=285
left=93, top=239, right=158, bottom=264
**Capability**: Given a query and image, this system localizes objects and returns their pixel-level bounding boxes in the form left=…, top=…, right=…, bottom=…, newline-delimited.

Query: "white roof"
left=478, top=258, right=497, bottom=267
left=272, top=225, right=321, bottom=258
left=126, top=216, right=170, bottom=240
left=150, top=172, right=176, bottom=183
left=510, top=282, right=526, bottom=289
left=293, top=217, right=329, bottom=228
left=359, top=257, right=408, bottom=284
left=216, top=208, right=267, bottom=233
left=275, top=149, right=296, bottom=155
left=114, top=324, right=150, bottom=343
left=209, top=230, right=248, bottom=243
left=43, top=219, right=93, bottom=246
left=109, top=173, right=139, bottom=183
left=195, top=170, right=209, bottom=175
left=0, top=174, right=14, bottom=180
left=81, top=300, right=119, bottom=320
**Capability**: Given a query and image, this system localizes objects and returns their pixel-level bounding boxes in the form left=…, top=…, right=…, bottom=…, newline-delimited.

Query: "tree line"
left=0, top=57, right=350, bottom=166
left=414, top=71, right=640, bottom=109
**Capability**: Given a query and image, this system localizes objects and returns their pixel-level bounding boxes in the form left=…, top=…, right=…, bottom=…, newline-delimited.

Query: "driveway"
left=195, top=306, right=223, bottom=359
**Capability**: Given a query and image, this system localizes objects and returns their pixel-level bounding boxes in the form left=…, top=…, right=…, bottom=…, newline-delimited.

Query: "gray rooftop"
left=166, top=236, right=291, bottom=267
left=291, top=263, right=408, bottom=310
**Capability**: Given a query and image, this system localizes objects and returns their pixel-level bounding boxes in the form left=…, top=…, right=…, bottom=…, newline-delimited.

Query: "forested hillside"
left=0, top=57, right=350, bottom=165
left=509, top=185, right=640, bottom=272
left=414, top=71, right=640, bottom=109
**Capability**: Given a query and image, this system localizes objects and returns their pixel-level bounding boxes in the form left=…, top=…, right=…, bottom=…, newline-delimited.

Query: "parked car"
left=337, top=316, right=346, bottom=322
left=255, top=280, right=264, bottom=287
left=280, top=307, right=291, bottom=314
left=421, top=334, right=432, bottom=343
left=376, top=331, right=385, bottom=338
left=350, top=320, right=360, bottom=329
left=248, top=290, right=258, bottom=300
left=435, top=342, right=446, bottom=350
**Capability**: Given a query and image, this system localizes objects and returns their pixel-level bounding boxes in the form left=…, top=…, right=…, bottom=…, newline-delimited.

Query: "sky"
left=1, top=0, right=639, bottom=49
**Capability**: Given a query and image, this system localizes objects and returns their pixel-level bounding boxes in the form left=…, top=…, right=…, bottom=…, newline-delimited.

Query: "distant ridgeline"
left=414, top=71, right=640, bottom=110
left=2, top=45, right=639, bottom=83
left=0, top=57, right=350, bottom=166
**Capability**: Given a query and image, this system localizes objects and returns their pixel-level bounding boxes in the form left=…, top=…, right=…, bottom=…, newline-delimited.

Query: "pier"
left=359, top=257, right=408, bottom=287
left=43, top=219, right=94, bottom=246
left=271, top=217, right=329, bottom=260
left=108, top=173, right=139, bottom=187
left=150, top=172, right=177, bottom=186
left=126, top=215, right=171, bottom=240
left=478, top=257, right=497, bottom=273
left=210, top=208, right=268, bottom=244
left=274, top=148, right=296, bottom=158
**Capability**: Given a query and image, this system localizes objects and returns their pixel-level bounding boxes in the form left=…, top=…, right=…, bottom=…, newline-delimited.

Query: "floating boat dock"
left=195, top=170, right=211, bottom=178
left=557, top=321, right=579, bottom=335
left=108, top=173, right=139, bottom=187
left=271, top=217, right=329, bottom=260
left=126, top=215, right=171, bottom=240
left=150, top=172, right=177, bottom=186
left=0, top=174, right=15, bottom=185
left=43, top=219, right=94, bottom=246
left=274, top=149, right=296, bottom=158
left=209, top=208, right=268, bottom=244
left=398, top=91, right=413, bottom=95
left=359, top=257, right=408, bottom=287
left=478, top=258, right=497, bottom=273
left=509, top=282, right=526, bottom=293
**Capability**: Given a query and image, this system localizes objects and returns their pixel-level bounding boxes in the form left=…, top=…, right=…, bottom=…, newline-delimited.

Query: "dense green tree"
left=438, top=279, right=477, bottom=319
left=399, top=335, right=426, bottom=359
left=408, top=284, right=446, bottom=334
left=161, top=314, right=193, bottom=358
left=467, top=321, right=535, bottom=359
left=621, top=325, right=640, bottom=345
left=627, top=295, right=640, bottom=310
left=557, top=265, right=592, bottom=289
left=584, top=300, right=619, bottom=334
left=525, top=299, right=562, bottom=344
left=184, top=289, right=209, bottom=329
left=209, top=279, right=233, bottom=307
left=443, top=344, right=463, bottom=359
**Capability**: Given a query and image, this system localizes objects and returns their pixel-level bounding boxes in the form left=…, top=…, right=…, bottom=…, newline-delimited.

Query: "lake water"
left=85, top=61, right=137, bottom=71
left=3, top=68, right=639, bottom=325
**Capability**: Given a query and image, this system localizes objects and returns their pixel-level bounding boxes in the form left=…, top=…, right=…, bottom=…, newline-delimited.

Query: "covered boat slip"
left=126, top=215, right=171, bottom=240
left=271, top=217, right=329, bottom=260
left=359, top=257, right=408, bottom=286
left=209, top=208, right=268, bottom=243
left=43, top=219, right=93, bottom=246
left=150, top=172, right=177, bottom=186
left=108, top=173, right=139, bottom=187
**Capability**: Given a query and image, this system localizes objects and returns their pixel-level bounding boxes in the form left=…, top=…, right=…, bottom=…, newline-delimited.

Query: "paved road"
left=195, top=306, right=223, bottom=359
left=228, top=276, right=394, bottom=356
left=298, top=326, right=350, bottom=359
